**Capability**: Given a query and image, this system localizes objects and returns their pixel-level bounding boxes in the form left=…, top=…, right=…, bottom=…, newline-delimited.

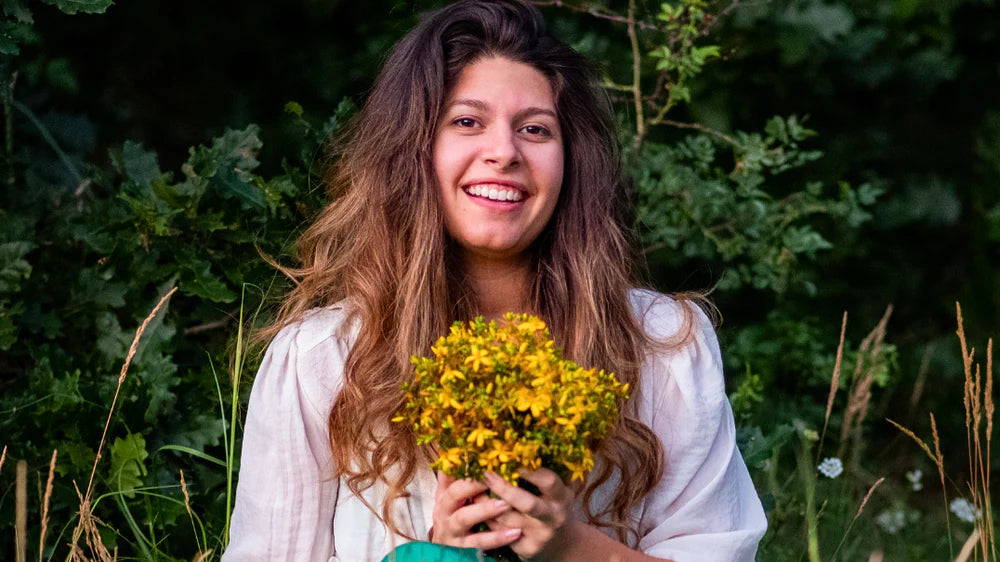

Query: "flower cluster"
left=393, top=313, right=628, bottom=484
left=817, top=457, right=844, bottom=479
left=949, top=498, right=981, bottom=523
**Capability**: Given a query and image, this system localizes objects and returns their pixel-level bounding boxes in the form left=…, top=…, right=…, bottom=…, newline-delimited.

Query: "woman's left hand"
left=480, top=468, right=580, bottom=561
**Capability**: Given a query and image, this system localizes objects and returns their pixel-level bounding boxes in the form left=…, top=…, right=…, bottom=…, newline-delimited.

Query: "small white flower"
left=875, top=508, right=907, bottom=534
left=817, top=457, right=844, bottom=479
left=950, top=498, right=981, bottom=523
left=906, top=469, right=924, bottom=491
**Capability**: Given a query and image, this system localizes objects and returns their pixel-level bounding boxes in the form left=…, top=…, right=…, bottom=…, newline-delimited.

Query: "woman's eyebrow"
left=446, top=99, right=558, bottom=122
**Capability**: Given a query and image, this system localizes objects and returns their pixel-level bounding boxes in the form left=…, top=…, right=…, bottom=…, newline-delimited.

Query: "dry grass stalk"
left=987, top=339, right=993, bottom=493
left=191, top=550, right=214, bottom=562
left=928, top=412, right=954, bottom=549
left=957, top=303, right=975, bottom=481
left=69, top=480, right=114, bottom=562
left=16, top=459, right=27, bottom=562
left=886, top=418, right=937, bottom=464
left=39, top=449, right=57, bottom=562
left=818, top=311, right=847, bottom=461
left=930, top=414, right=946, bottom=500
left=180, top=469, right=192, bottom=515
left=855, top=476, right=885, bottom=518
left=954, top=527, right=981, bottom=562
left=70, top=286, right=177, bottom=560
left=890, top=414, right=954, bottom=557
left=955, top=303, right=995, bottom=559
left=838, top=305, right=893, bottom=462
left=1, top=444, right=7, bottom=472
left=180, top=468, right=206, bottom=557
left=908, top=343, right=934, bottom=419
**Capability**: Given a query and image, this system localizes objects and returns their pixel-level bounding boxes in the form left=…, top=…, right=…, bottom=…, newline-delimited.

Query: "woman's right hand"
left=431, top=471, right=523, bottom=550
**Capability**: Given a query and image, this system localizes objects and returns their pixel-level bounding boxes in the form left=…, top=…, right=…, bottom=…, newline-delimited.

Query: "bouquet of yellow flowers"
left=393, top=313, right=628, bottom=484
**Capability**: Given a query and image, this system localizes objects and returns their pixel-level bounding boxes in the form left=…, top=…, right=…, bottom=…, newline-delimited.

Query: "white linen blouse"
left=223, top=289, right=767, bottom=561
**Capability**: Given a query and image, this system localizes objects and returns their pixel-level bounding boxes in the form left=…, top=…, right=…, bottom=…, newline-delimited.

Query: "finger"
left=436, top=473, right=489, bottom=512
left=484, top=472, right=544, bottom=517
left=518, top=467, right=568, bottom=501
left=462, top=527, right=523, bottom=551
left=434, top=471, right=455, bottom=502
left=452, top=497, right=512, bottom=530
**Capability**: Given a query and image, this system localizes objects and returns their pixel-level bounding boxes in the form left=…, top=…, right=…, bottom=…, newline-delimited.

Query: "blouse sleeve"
left=222, top=308, right=349, bottom=561
left=631, top=293, right=767, bottom=561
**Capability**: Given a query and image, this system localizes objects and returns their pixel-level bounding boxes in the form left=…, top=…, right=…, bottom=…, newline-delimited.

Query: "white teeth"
left=464, top=184, right=524, bottom=202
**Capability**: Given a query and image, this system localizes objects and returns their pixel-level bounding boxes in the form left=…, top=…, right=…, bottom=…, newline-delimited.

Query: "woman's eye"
left=521, top=125, right=551, bottom=137
left=453, top=118, right=478, bottom=128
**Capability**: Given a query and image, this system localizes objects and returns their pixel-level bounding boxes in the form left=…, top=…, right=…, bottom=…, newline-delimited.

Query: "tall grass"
left=889, top=303, right=995, bottom=561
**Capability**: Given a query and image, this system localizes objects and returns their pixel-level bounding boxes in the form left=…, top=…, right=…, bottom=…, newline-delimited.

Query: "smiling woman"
left=223, top=1, right=766, bottom=560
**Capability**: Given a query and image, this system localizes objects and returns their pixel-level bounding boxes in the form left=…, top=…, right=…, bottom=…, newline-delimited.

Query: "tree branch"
left=532, top=0, right=660, bottom=31
left=628, top=0, right=646, bottom=150
left=648, top=117, right=739, bottom=146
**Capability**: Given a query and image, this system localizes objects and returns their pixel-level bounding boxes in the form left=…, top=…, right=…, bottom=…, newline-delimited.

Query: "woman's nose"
left=482, top=128, right=520, bottom=169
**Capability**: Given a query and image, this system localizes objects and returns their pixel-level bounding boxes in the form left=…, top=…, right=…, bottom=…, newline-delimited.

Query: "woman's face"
left=433, top=56, right=564, bottom=264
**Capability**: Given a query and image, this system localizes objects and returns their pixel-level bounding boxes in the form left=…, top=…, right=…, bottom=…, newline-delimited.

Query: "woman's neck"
left=461, top=252, right=532, bottom=321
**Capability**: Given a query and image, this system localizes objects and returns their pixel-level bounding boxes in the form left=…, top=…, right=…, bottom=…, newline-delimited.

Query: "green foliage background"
left=1, top=0, right=998, bottom=559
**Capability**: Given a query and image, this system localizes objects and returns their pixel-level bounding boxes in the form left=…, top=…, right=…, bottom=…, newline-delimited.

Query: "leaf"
left=40, top=0, right=114, bottom=15
left=157, top=445, right=225, bottom=468
left=139, top=352, right=178, bottom=422
left=26, top=357, right=85, bottom=413
left=109, top=432, right=149, bottom=498
left=185, top=125, right=266, bottom=209
left=162, top=411, right=224, bottom=452
left=736, top=424, right=795, bottom=469
left=55, top=440, right=96, bottom=477
left=180, top=259, right=237, bottom=303
left=284, top=101, right=304, bottom=117
left=0, top=240, right=35, bottom=292
left=76, top=267, right=127, bottom=308
left=120, top=140, right=163, bottom=187
left=95, top=312, right=131, bottom=368
left=0, top=300, right=22, bottom=350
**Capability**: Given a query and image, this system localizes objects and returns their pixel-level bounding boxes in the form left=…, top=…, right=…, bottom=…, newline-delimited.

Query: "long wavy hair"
left=263, top=0, right=700, bottom=544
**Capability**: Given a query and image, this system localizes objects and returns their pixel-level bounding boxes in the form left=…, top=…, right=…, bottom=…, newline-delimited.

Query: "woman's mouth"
left=462, top=183, right=525, bottom=202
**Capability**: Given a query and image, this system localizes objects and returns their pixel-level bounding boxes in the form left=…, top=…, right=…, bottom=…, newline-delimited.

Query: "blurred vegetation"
left=0, top=0, right=997, bottom=559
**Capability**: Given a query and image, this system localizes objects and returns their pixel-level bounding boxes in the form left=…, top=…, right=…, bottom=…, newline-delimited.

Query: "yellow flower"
left=467, top=425, right=497, bottom=448
left=440, top=368, right=465, bottom=384
left=464, top=345, right=493, bottom=372
left=515, top=388, right=551, bottom=418
left=517, top=317, right=547, bottom=333
left=437, top=447, right=465, bottom=472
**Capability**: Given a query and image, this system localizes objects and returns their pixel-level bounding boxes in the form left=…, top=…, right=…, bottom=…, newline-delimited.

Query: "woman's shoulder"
left=269, top=301, right=359, bottom=356
left=628, top=287, right=725, bottom=415
left=255, top=302, right=359, bottom=410
left=627, top=287, right=716, bottom=345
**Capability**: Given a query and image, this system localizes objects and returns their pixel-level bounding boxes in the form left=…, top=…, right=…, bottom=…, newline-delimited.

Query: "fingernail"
left=505, top=528, right=521, bottom=538
left=493, top=499, right=507, bottom=510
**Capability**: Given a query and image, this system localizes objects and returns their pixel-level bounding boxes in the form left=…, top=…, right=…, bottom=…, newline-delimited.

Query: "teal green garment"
left=380, top=542, right=500, bottom=562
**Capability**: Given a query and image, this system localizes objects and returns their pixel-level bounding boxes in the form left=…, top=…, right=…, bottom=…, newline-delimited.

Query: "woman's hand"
left=431, top=471, right=523, bottom=550
left=481, top=468, right=579, bottom=561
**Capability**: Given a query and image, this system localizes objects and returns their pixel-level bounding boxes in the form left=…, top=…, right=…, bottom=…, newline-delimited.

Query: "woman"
left=224, top=1, right=767, bottom=560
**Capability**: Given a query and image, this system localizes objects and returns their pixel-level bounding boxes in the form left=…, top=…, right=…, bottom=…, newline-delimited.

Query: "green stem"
left=12, top=99, right=84, bottom=184
left=797, top=436, right=821, bottom=562
left=223, top=285, right=248, bottom=548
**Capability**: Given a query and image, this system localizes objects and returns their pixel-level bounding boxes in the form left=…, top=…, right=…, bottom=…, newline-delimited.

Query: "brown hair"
left=264, top=0, right=700, bottom=544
